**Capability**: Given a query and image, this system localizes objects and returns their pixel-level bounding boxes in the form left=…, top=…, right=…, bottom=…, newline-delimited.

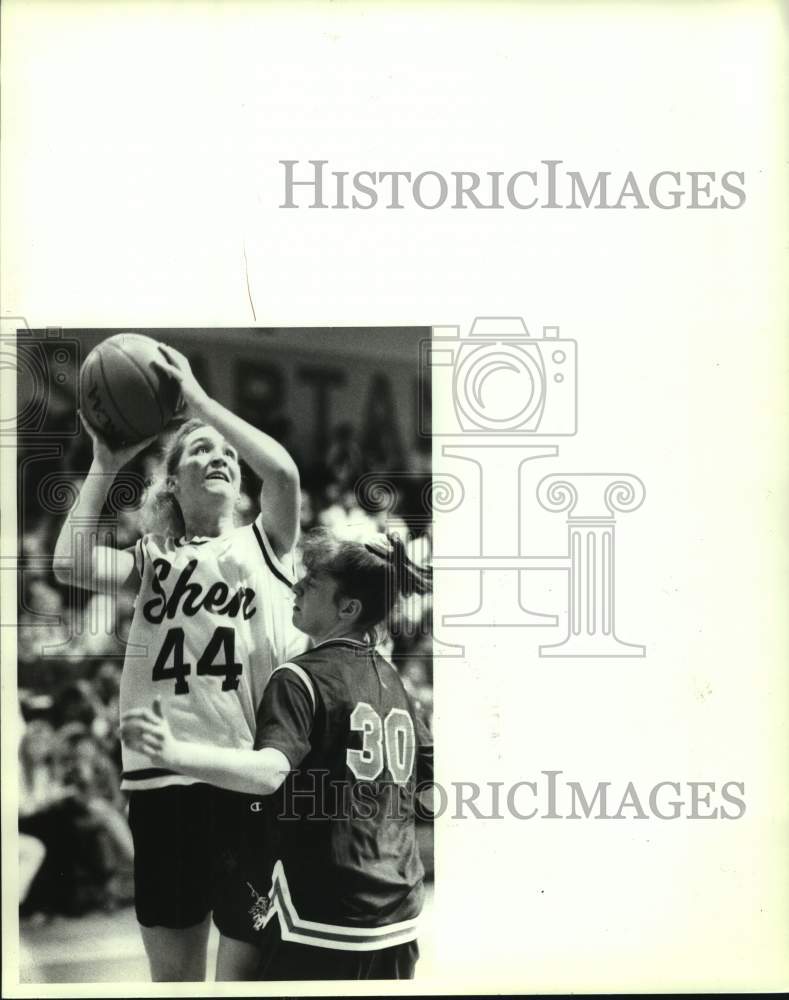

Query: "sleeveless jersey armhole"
left=128, top=537, right=146, bottom=578
left=251, top=513, right=295, bottom=587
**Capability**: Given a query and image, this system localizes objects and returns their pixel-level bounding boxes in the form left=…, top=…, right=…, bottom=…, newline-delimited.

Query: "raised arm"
left=153, top=346, right=300, bottom=559
left=53, top=417, right=155, bottom=593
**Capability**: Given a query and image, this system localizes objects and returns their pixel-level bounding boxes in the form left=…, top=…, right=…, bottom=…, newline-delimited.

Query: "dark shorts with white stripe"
left=255, top=918, right=419, bottom=981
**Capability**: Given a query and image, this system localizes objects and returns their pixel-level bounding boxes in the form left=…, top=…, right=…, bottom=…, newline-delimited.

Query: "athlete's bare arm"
left=153, top=346, right=300, bottom=559
left=53, top=417, right=155, bottom=592
left=121, top=700, right=291, bottom=795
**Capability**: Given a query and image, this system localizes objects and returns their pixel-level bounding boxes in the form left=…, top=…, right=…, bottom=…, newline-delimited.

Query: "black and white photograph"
left=2, top=1, right=787, bottom=996
left=13, top=327, right=435, bottom=983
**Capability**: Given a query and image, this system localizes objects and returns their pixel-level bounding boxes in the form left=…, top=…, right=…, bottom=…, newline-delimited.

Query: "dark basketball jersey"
left=247, top=637, right=433, bottom=951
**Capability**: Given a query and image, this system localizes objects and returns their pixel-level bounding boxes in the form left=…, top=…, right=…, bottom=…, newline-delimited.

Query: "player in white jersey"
left=54, top=344, right=306, bottom=981
left=119, top=470, right=302, bottom=792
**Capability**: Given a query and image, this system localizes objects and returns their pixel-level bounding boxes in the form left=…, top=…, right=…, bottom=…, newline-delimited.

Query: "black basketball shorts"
left=128, top=783, right=257, bottom=932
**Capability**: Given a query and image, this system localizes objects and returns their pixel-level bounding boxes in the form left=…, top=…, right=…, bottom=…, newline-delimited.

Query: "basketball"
left=79, top=333, right=181, bottom=445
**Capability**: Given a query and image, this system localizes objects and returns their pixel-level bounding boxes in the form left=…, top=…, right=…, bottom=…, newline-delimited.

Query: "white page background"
left=2, top=1, right=787, bottom=995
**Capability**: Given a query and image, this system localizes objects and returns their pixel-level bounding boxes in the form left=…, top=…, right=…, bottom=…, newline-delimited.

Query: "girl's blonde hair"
left=140, top=418, right=208, bottom=537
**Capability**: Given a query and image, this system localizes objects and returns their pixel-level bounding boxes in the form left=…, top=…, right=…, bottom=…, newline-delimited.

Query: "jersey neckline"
left=310, top=637, right=374, bottom=653
left=175, top=532, right=233, bottom=546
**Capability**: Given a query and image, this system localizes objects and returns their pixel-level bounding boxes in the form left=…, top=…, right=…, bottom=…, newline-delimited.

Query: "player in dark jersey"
left=122, top=528, right=433, bottom=980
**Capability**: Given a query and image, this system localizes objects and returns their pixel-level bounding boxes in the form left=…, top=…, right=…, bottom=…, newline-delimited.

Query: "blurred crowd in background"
left=17, top=376, right=433, bottom=922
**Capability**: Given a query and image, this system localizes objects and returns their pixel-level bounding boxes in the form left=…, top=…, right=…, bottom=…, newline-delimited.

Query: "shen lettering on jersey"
left=142, top=558, right=257, bottom=624
left=120, top=517, right=308, bottom=792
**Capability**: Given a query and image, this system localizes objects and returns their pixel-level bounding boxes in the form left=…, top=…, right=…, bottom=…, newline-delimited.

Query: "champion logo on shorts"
left=247, top=881, right=272, bottom=932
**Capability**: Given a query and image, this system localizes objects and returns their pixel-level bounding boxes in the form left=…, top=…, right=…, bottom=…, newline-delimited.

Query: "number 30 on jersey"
left=346, top=702, right=416, bottom=784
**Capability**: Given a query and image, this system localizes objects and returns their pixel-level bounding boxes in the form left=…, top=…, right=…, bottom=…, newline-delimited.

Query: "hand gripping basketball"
left=150, top=345, right=210, bottom=414
left=79, top=411, right=157, bottom=472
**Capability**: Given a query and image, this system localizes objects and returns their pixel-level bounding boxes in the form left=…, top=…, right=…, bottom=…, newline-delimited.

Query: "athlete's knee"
left=147, top=945, right=207, bottom=982
left=140, top=920, right=210, bottom=982
left=215, top=934, right=260, bottom=981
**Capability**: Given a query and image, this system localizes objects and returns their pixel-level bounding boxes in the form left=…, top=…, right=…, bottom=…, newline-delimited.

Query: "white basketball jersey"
left=120, top=514, right=307, bottom=791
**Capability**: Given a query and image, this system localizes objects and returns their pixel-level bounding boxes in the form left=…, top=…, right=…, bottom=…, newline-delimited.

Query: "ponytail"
left=365, top=533, right=432, bottom=600
left=303, top=527, right=432, bottom=632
